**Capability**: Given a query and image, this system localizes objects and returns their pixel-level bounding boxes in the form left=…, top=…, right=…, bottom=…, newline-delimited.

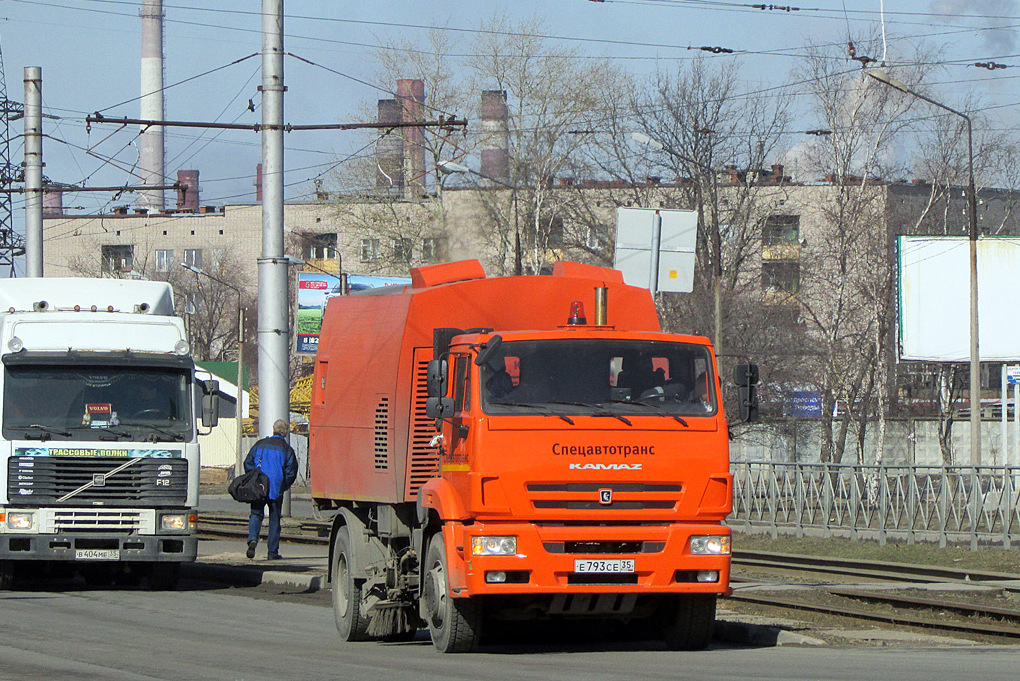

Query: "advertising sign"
left=898, top=237, right=1020, bottom=361
left=295, top=273, right=410, bottom=354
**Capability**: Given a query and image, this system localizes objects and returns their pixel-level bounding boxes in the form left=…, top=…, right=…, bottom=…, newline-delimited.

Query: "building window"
left=421, top=237, right=443, bottom=262
left=762, top=261, right=800, bottom=294
left=360, top=238, right=381, bottom=262
left=184, top=249, right=202, bottom=268
left=101, top=245, right=133, bottom=274
left=155, top=249, right=174, bottom=272
left=762, top=215, right=800, bottom=245
left=392, top=238, right=412, bottom=263
left=306, top=233, right=338, bottom=260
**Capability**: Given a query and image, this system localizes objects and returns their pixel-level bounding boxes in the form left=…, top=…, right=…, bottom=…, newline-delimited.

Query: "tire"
left=332, top=525, right=370, bottom=642
left=0, top=560, right=13, bottom=590
left=660, top=594, right=716, bottom=651
left=423, top=532, right=480, bottom=653
left=148, top=563, right=180, bottom=591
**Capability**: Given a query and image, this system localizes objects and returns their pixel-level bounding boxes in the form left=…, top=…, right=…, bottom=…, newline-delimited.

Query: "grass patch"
left=733, top=530, right=1020, bottom=574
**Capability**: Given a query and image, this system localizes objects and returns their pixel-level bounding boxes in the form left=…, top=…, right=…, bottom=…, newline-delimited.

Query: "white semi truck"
left=0, top=278, right=218, bottom=590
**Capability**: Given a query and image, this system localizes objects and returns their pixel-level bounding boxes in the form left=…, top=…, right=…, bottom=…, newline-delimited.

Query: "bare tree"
left=793, top=37, right=939, bottom=463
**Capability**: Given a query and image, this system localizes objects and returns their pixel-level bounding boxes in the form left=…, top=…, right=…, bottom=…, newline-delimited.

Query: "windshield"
left=2, top=365, right=193, bottom=440
left=479, top=339, right=717, bottom=417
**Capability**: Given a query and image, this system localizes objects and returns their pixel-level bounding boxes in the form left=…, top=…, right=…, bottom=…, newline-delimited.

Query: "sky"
left=1, top=0, right=1019, bottom=228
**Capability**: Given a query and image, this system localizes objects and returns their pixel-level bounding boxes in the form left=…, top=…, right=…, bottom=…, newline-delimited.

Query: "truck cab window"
left=480, top=339, right=716, bottom=417
left=451, top=354, right=471, bottom=413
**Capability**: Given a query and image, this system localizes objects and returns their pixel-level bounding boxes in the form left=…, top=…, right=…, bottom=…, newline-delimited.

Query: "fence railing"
left=730, top=462, right=1020, bottom=548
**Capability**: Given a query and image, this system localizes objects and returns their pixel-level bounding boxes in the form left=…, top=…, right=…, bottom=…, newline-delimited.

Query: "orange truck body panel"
left=310, top=259, right=732, bottom=599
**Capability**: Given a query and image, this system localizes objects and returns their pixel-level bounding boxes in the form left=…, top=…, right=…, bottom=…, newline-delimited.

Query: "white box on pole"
left=614, top=208, right=698, bottom=293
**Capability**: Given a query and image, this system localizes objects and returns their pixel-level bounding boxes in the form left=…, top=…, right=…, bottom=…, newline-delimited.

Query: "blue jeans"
left=248, top=496, right=284, bottom=557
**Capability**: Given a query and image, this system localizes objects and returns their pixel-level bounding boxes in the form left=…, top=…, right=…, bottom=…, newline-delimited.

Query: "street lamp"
left=631, top=131, right=724, bottom=356
left=181, top=261, right=247, bottom=476
left=867, top=68, right=982, bottom=465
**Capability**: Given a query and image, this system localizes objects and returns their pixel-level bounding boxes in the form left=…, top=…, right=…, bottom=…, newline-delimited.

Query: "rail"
left=731, top=462, right=1020, bottom=548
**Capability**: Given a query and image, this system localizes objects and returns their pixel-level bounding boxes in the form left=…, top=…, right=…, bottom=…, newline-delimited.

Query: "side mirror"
left=425, top=396, right=455, bottom=421
left=474, top=334, right=503, bottom=367
left=427, top=359, right=448, bottom=398
left=732, top=364, right=759, bottom=422
left=733, top=364, right=759, bottom=387
left=201, top=379, right=220, bottom=428
left=738, top=385, right=759, bottom=423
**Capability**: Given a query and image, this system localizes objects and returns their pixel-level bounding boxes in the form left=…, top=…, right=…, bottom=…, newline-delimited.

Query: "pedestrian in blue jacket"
left=244, top=419, right=299, bottom=560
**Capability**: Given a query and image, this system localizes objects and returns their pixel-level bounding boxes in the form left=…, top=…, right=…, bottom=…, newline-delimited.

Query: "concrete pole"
left=23, top=67, right=43, bottom=278
left=235, top=305, right=245, bottom=477
left=138, top=0, right=165, bottom=212
left=259, top=0, right=292, bottom=514
left=966, top=119, right=981, bottom=466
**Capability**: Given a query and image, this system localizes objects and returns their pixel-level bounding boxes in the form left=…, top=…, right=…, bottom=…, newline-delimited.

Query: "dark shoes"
left=246, top=541, right=257, bottom=559
left=268, top=553, right=283, bottom=560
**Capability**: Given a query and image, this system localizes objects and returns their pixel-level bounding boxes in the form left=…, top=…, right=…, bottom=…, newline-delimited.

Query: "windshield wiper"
left=22, top=424, right=72, bottom=440
left=490, top=402, right=574, bottom=425
left=75, top=425, right=135, bottom=440
left=544, top=401, right=633, bottom=426
left=126, top=424, right=186, bottom=442
left=604, top=398, right=689, bottom=427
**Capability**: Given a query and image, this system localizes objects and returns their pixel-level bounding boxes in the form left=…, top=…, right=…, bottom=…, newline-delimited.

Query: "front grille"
left=53, top=509, right=143, bottom=532
left=534, top=499, right=674, bottom=510
left=567, top=573, right=639, bottom=585
left=8, top=456, right=187, bottom=506
left=527, top=481, right=682, bottom=512
left=544, top=540, right=665, bottom=554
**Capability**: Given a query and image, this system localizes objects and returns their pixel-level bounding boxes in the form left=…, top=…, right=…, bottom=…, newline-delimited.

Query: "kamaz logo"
left=568, top=463, right=643, bottom=471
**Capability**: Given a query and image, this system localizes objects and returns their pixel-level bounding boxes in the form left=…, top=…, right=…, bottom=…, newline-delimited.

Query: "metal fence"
left=730, top=462, right=1020, bottom=548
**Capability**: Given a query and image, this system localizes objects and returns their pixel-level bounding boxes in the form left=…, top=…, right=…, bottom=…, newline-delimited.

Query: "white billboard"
left=614, top=207, right=698, bottom=293
left=898, top=236, right=1020, bottom=361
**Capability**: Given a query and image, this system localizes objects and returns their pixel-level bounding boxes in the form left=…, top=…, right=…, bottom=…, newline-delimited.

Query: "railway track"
left=198, top=514, right=1020, bottom=641
left=730, top=550, right=1020, bottom=641
left=196, top=513, right=329, bottom=545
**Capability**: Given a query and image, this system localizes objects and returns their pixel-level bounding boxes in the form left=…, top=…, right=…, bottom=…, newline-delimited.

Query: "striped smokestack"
left=137, top=0, right=165, bottom=212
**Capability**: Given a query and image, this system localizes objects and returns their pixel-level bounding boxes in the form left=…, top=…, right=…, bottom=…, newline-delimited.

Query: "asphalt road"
left=3, top=577, right=1020, bottom=681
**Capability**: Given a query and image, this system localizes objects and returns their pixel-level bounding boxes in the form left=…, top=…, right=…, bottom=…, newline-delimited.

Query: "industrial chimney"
left=176, top=170, right=199, bottom=211
left=397, top=79, right=425, bottom=197
left=376, top=99, right=404, bottom=196
left=480, top=90, right=509, bottom=184
left=137, top=0, right=165, bottom=212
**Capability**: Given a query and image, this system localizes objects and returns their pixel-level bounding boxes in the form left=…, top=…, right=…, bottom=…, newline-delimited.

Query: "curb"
left=714, top=620, right=826, bottom=646
left=182, top=561, right=326, bottom=592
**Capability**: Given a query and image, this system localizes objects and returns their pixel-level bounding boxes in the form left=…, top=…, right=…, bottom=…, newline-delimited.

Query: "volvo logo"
left=93, top=474, right=106, bottom=487
left=598, top=488, right=612, bottom=505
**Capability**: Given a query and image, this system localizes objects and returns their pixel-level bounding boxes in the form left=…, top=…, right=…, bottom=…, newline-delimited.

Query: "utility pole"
left=259, top=0, right=291, bottom=513
left=23, top=67, right=42, bottom=278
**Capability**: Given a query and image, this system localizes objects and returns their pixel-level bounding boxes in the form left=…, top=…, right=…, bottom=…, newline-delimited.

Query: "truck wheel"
left=423, top=533, right=480, bottom=653
left=148, top=563, right=180, bottom=591
left=0, top=560, right=12, bottom=590
left=333, top=526, right=370, bottom=641
left=661, top=594, right=715, bottom=651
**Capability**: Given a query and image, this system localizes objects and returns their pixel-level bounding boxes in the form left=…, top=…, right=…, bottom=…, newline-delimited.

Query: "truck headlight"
left=689, top=535, right=731, bottom=555
left=160, top=513, right=190, bottom=532
left=471, top=536, right=517, bottom=556
left=7, top=512, right=35, bottom=531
